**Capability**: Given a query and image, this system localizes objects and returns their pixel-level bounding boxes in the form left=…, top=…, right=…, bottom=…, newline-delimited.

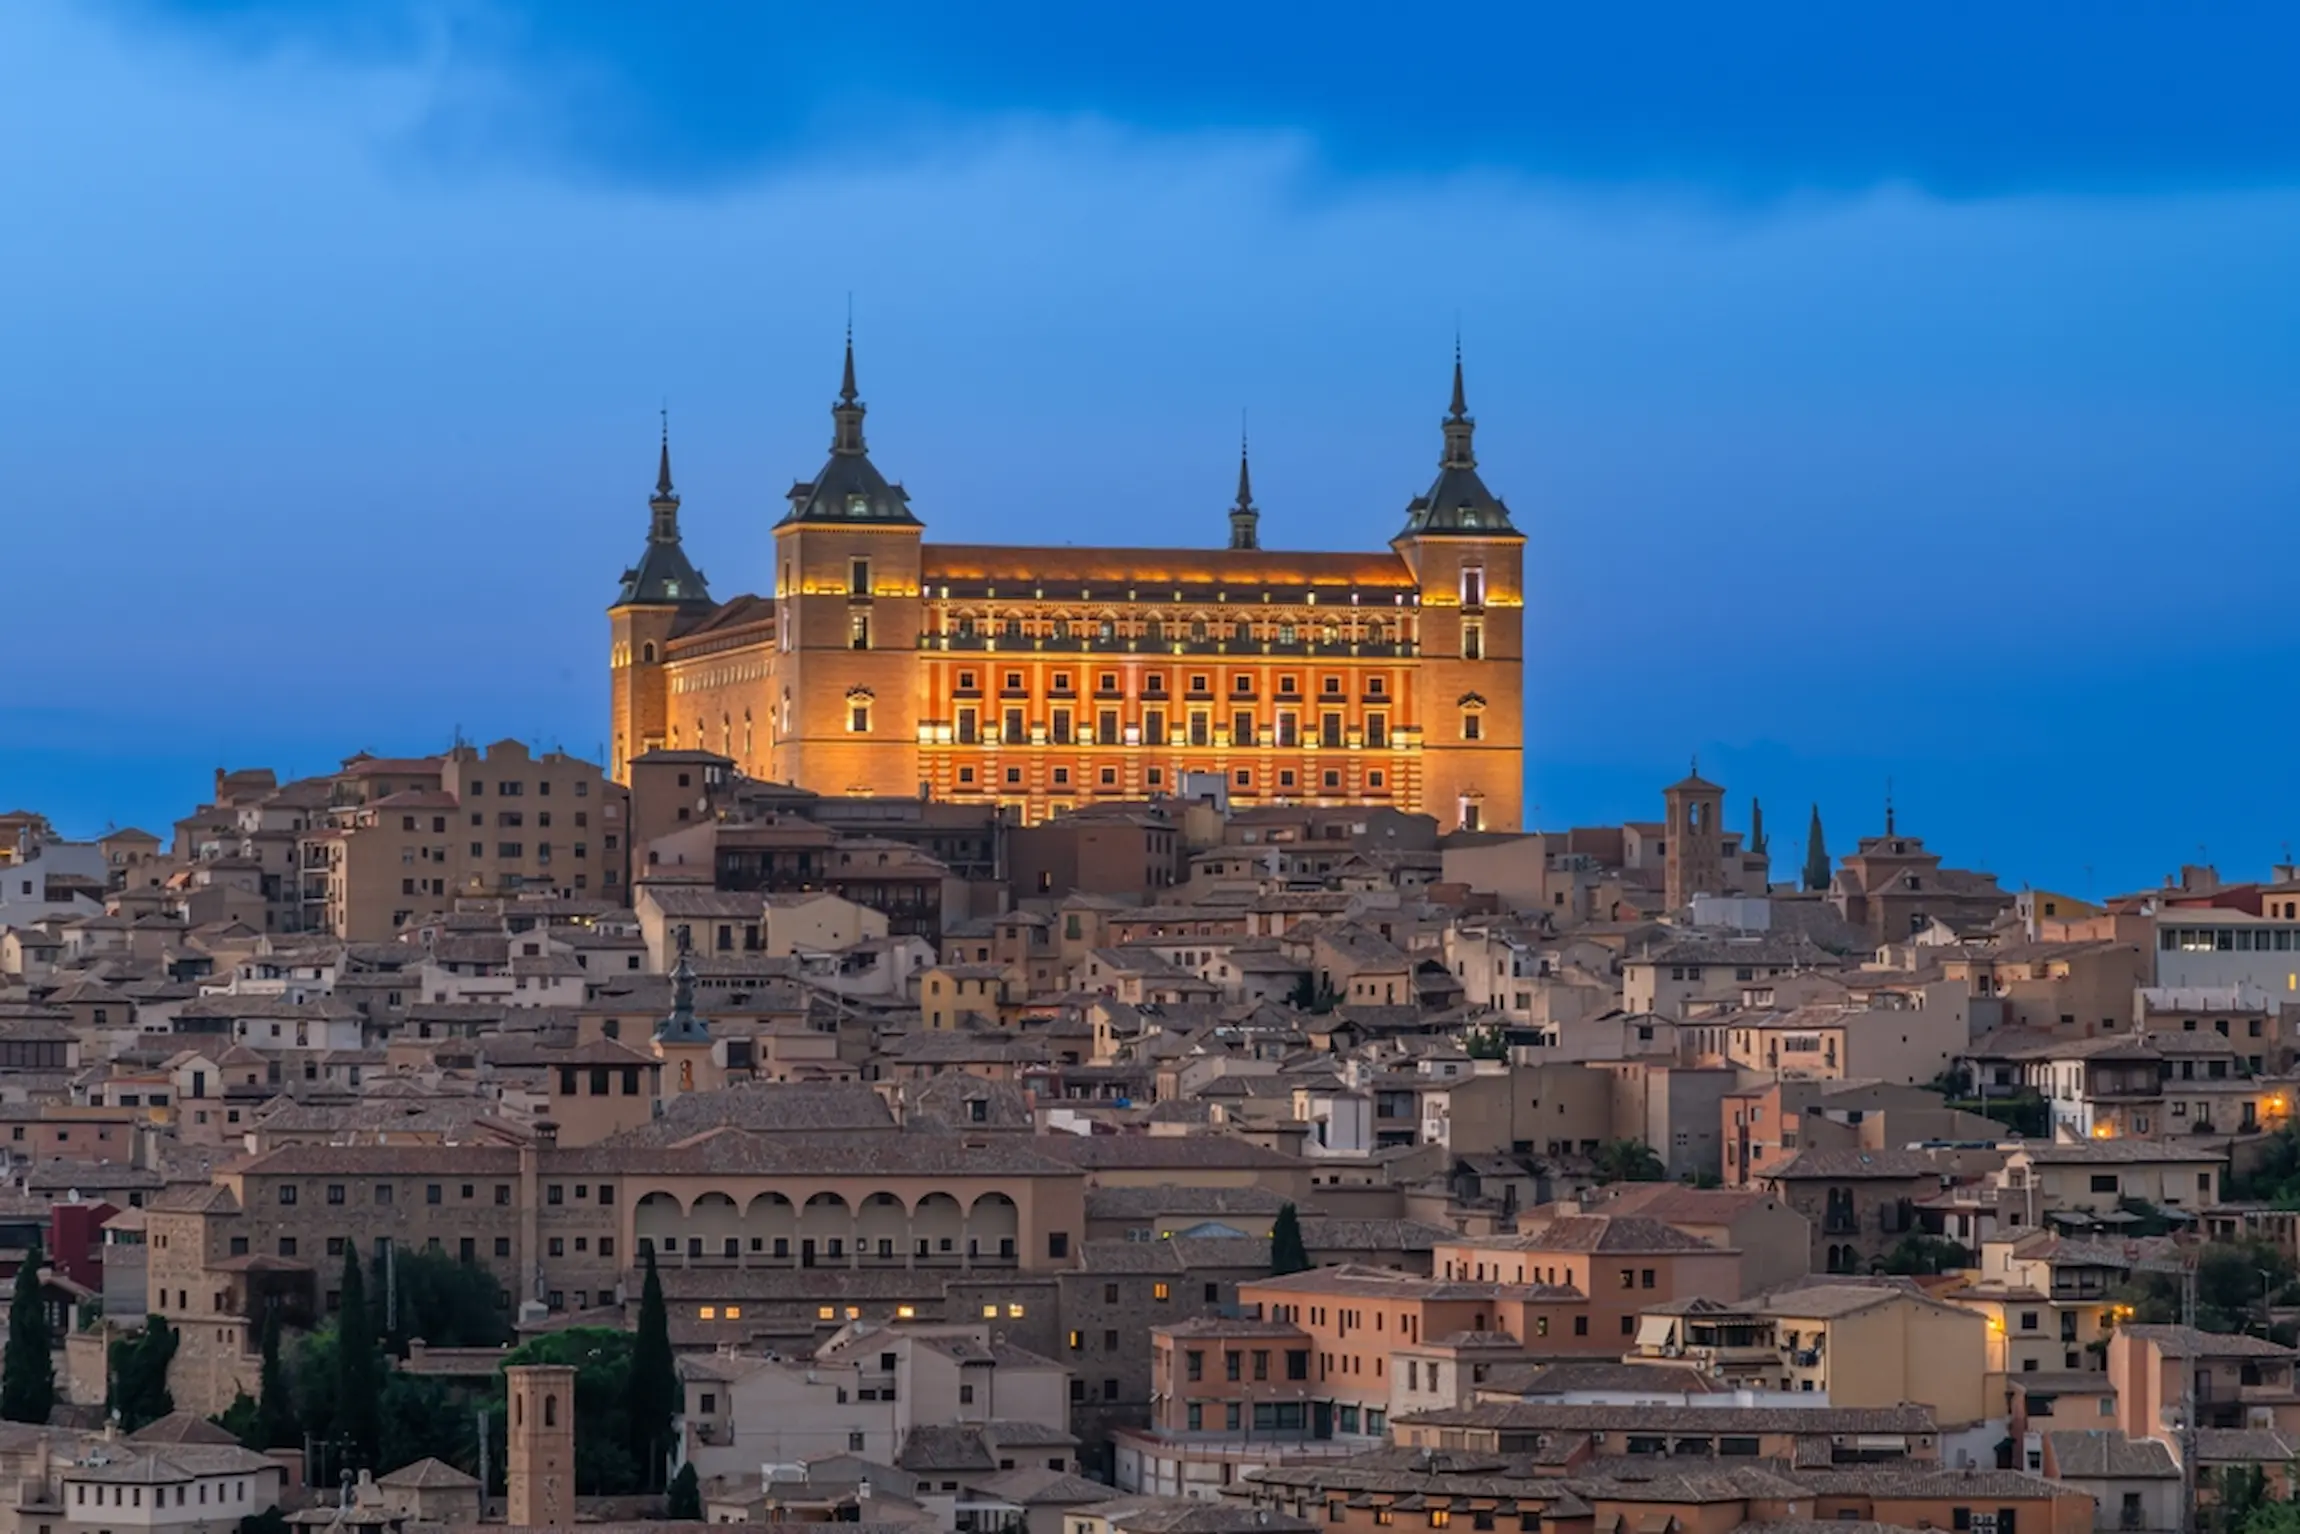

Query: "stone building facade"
left=610, top=341, right=1526, bottom=832
left=141, top=1130, right=1088, bottom=1413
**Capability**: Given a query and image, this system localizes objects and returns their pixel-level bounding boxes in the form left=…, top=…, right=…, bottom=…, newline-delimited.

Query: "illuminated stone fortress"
left=609, top=338, right=1524, bottom=831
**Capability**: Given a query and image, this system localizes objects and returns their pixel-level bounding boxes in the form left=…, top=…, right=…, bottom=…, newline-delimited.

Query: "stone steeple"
left=1398, top=341, right=1520, bottom=540
left=654, top=946, right=711, bottom=1046
left=780, top=328, right=919, bottom=526
left=614, top=416, right=712, bottom=609
left=1228, top=425, right=1260, bottom=551
left=832, top=323, right=866, bottom=456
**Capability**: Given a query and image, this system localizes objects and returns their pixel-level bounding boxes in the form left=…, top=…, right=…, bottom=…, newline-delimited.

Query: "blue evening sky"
left=4, top=1, right=2297, bottom=896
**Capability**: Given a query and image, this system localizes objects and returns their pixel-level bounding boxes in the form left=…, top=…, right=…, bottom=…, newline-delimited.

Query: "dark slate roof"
left=616, top=431, right=712, bottom=609
left=1397, top=354, right=1520, bottom=541
left=615, top=534, right=711, bottom=609
left=780, top=341, right=918, bottom=527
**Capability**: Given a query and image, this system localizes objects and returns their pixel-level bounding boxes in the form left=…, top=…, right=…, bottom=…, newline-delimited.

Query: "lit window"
left=1008, top=1303, right=1025, bottom=1318
left=896, top=1305, right=916, bottom=1319
left=983, top=1304, right=1000, bottom=1318
left=818, top=1306, right=836, bottom=1320
left=846, top=1306, right=861, bottom=1319
left=725, top=1306, right=741, bottom=1320
left=1153, top=1282, right=1171, bottom=1301
left=698, top=1306, right=716, bottom=1319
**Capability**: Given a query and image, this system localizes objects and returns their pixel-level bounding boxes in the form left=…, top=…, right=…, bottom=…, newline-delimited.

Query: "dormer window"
left=663, top=580, right=679, bottom=599
left=848, top=494, right=870, bottom=517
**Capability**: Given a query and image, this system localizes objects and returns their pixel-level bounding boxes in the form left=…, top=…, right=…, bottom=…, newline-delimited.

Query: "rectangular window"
left=957, top=707, right=978, bottom=744
left=1144, top=709, right=1165, bottom=746
left=1462, top=620, right=1483, bottom=661
left=1462, top=712, right=1482, bottom=741
left=1189, top=711, right=1209, bottom=747
left=1052, top=708, right=1072, bottom=745
left=1233, top=711, right=1254, bottom=747
left=1366, top=713, right=1386, bottom=748
left=850, top=558, right=870, bottom=596
left=850, top=612, right=870, bottom=650
left=1100, top=710, right=1119, bottom=745
left=1321, top=711, right=1342, bottom=748
left=1461, top=567, right=1484, bottom=606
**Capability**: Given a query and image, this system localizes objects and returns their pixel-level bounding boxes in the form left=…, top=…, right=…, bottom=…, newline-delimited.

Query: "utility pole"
left=2179, top=1251, right=2198, bottom=1534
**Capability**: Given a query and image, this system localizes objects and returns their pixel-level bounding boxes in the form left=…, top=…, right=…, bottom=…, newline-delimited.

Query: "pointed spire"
left=1440, top=336, right=1476, bottom=470
left=648, top=413, right=681, bottom=545
left=618, top=414, right=712, bottom=607
left=655, top=934, right=711, bottom=1045
left=1229, top=412, right=1260, bottom=551
left=831, top=318, right=867, bottom=455
left=654, top=409, right=677, bottom=502
left=1236, top=418, right=1255, bottom=509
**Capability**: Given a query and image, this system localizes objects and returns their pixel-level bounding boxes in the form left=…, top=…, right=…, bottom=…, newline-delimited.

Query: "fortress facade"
left=608, top=341, right=1524, bottom=831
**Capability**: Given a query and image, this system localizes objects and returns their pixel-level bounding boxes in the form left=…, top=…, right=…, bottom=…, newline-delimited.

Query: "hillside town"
left=0, top=747, right=2295, bottom=1534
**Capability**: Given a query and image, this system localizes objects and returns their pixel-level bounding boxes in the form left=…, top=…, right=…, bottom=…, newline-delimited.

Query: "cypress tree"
left=254, top=1304, right=296, bottom=1450
left=666, top=1461, right=702, bottom=1520
left=1, top=1246, right=55, bottom=1424
left=336, top=1247, right=380, bottom=1469
left=1269, top=1203, right=1311, bottom=1276
left=1749, top=798, right=1767, bottom=858
left=629, top=1245, right=677, bottom=1492
left=1803, top=805, right=1830, bottom=893
left=110, top=1316, right=176, bottom=1430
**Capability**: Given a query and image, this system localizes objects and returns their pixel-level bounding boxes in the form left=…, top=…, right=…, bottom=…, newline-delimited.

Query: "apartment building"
left=300, top=741, right=630, bottom=940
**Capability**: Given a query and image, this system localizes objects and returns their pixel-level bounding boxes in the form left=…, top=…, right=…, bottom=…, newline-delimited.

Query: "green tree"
left=666, top=1461, right=702, bottom=1521
left=502, top=1327, right=642, bottom=1495
left=2232, top=1124, right=2300, bottom=1205
left=214, top=1391, right=261, bottom=1446
left=289, top=1324, right=342, bottom=1446
left=109, top=1316, right=178, bottom=1430
left=336, top=1246, right=381, bottom=1469
left=1749, top=798, right=1767, bottom=858
left=386, top=1251, right=511, bottom=1351
left=1, top=1245, right=55, bottom=1424
left=1270, top=1204, right=1311, bottom=1276
left=378, top=1373, right=467, bottom=1475
left=628, top=1247, right=677, bottom=1493
left=1461, top=1025, right=1509, bottom=1060
left=254, top=1305, right=297, bottom=1450
left=1591, top=1139, right=1665, bottom=1184
left=1881, top=1235, right=1973, bottom=1275
left=2116, top=1239, right=2297, bottom=1334
left=2218, top=1464, right=2271, bottom=1534
left=1802, top=805, right=1830, bottom=892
